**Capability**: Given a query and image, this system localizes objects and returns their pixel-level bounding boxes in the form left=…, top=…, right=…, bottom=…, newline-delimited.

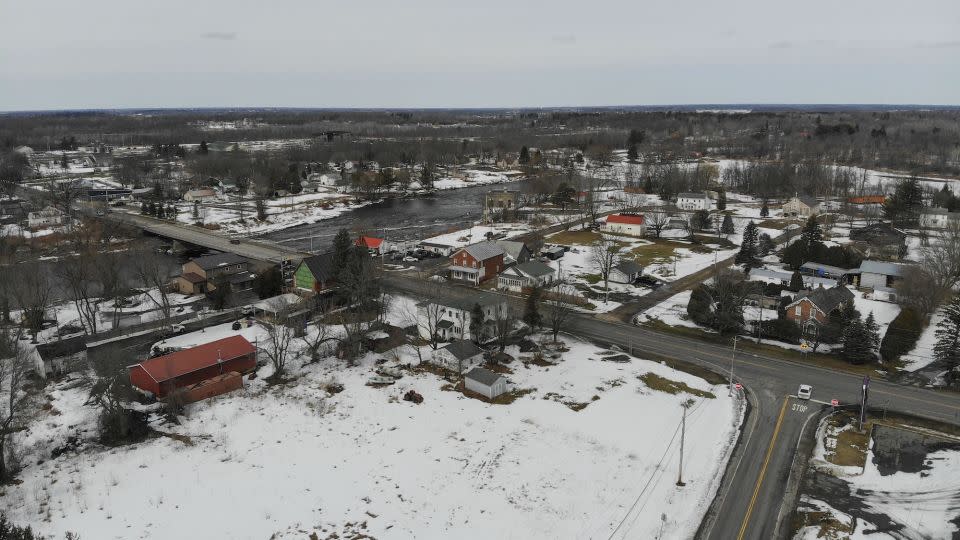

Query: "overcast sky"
left=2, top=0, right=959, bottom=110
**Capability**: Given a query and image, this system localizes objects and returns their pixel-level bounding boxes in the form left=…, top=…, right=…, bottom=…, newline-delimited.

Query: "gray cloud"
left=551, top=34, right=577, bottom=44
left=201, top=32, right=237, bottom=41
left=769, top=41, right=792, bottom=49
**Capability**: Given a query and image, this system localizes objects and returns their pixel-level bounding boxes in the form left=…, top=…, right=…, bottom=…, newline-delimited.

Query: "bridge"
left=108, top=211, right=310, bottom=264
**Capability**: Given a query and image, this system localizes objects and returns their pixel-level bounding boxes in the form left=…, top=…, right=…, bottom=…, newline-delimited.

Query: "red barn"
left=128, top=335, right=257, bottom=398
left=449, top=241, right=505, bottom=285
left=603, top=213, right=646, bottom=236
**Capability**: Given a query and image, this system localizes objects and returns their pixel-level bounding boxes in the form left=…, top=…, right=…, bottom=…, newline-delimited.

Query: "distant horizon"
left=3, top=103, right=960, bottom=116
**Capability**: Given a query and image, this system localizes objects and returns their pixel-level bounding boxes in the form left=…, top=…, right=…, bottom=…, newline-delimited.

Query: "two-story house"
left=676, top=192, right=712, bottom=211
left=420, top=294, right=509, bottom=342
left=785, top=285, right=855, bottom=327
left=178, top=252, right=252, bottom=294
left=449, top=242, right=505, bottom=284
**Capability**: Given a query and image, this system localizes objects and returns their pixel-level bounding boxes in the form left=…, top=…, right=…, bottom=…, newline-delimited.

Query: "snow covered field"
left=1, top=303, right=743, bottom=539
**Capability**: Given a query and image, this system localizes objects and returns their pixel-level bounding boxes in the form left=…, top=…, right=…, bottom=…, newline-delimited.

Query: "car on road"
left=230, top=238, right=241, bottom=244
left=240, top=305, right=255, bottom=316
left=96, top=210, right=105, bottom=216
left=797, top=384, right=812, bottom=400
left=170, top=324, right=186, bottom=334
left=402, top=256, right=419, bottom=263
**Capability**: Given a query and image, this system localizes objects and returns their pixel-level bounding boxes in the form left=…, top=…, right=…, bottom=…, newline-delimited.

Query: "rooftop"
left=132, top=336, right=255, bottom=383
left=465, top=366, right=506, bottom=386
left=190, top=252, right=249, bottom=271
left=442, top=339, right=484, bottom=361
left=460, top=241, right=505, bottom=261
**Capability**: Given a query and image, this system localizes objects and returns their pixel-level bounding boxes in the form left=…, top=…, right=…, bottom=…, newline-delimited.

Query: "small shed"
left=464, top=367, right=509, bottom=399
left=432, top=339, right=484, bottom=374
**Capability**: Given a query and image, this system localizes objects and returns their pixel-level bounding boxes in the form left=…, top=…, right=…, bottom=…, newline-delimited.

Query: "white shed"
left=464, top=367, right=509, bottom=399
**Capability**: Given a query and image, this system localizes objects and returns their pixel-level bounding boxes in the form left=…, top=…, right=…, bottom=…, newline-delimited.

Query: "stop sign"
left=734, top=383, right=743, bottom=390
left=831, top=399, right=839, bottom=407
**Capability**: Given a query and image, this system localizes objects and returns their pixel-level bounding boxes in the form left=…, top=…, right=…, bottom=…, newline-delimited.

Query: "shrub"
left=758, top=318, right=802, bottom=344
left=880, top=307, right=924, bottom=363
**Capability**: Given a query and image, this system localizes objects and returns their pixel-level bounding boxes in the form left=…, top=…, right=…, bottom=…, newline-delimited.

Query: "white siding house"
left=782, top=196, right=821, bottom=218
left=420, top=295, right=509, bottom=342
left=676, top=192, right=712, bottom=211
left=432, top=340, right=485, bottom=374
left=602, top=214, right=646, bottom=236
left=920, top=208, right=960, bottom=229
left=497, top=261, right=556, bottom=292
left=27, top=206, right=65, bottom=228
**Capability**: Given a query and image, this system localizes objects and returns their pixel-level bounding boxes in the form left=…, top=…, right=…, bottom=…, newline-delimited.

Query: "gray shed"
left=464, top=367, right=509, bottom=399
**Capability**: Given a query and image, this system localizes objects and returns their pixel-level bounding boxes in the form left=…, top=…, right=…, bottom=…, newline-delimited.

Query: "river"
left=259, top=181, right=526, bottom=252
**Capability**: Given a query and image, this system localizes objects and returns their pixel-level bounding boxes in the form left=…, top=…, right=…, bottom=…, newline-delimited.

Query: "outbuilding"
left=431, top=339, right=485, bottom=374
left=128, top=335, right=257, bottom=398
left=464, top=367, right=509, bottom=399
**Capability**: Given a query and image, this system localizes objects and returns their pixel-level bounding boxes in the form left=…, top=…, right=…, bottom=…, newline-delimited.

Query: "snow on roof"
left=442, top=339, right=483, bottom=361
left=132, top=335, right=255, bottom=383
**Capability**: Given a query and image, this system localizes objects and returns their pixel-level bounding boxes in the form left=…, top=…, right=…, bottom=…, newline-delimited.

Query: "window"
left=795, top=305, right=802, bottom=317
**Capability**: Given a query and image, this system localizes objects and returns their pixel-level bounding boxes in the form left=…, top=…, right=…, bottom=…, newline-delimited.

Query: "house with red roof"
left=355, top=236, right=384, bottom=255
left=128, top=335, right=257, bottom=398
left=602, top=213, right=646, bottom=236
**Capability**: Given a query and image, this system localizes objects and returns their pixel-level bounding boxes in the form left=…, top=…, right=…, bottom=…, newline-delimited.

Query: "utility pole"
left=728, top=335, right=738, bottom=396
left=676, top=398, right=695, bottom=487
left=859, top=376, right=870, bottom=431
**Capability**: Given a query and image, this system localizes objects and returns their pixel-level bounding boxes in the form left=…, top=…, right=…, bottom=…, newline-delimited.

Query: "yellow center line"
left=737, top=396, right=790, bottom=540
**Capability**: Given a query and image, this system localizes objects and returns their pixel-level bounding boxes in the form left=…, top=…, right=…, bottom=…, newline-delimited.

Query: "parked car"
left=797, top=384, right=812, bottom=400
left=636, top=275, right=663, bottom=289
left=240, top=305, right=255, bottom=316
left=170, top=324, right=185, bottom=334
left=403, top=256, right=419, bottom=263
left=230, top=238, right=241, bottom=244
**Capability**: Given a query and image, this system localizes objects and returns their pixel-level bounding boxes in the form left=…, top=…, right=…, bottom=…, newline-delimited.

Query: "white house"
left=920, top=207, right=960, bottom=229
left=464, top=367, right=509, bottom=399
left=676, top=192, right=712, bottom=211
left=27, top=206, right=65, bottom=228
left=432, top=339, right=485, bottom=374
left=497, top=261, right=556, bottom=292
left=782, top=196, right=821, bottom=218
left=602, top=214, right=646, bottom=236
left=609, top=260, right=644, bottom=284
left=420, top=240, right=458, bottom=257
left=183, top=188, right=218, bottom=202
left=420, top=295, right=509, bottom=342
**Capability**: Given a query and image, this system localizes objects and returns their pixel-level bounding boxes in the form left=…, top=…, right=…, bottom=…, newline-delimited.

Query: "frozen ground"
left=1, top=301, right=743, bottom=540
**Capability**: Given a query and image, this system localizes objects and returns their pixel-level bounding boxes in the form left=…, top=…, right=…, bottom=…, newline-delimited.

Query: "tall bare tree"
left=591, top=237, right=621, bottom=303
left=130, top=249, right=177, bottom=323
left=491, top=304, right=515, bottom=353
left=261, top=306, right=296, bottom=379
left=647, top=211, right=669, bottom=238
left=58, top=251, right=101, bottom=334
left=0, top=327, right=31, bottom=480
left=544, top=284, right=576, bottom=343
left=11, top=263, right=52, bottom=339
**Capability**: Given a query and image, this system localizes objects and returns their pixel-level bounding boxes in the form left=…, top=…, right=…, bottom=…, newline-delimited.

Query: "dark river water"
left=259, top=181, right=525, bottom=252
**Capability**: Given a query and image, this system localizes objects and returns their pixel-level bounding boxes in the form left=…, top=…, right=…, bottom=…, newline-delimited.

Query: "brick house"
left=785, top=285, right=855, bottom=326
left=449, top=242, right=505, bottom=284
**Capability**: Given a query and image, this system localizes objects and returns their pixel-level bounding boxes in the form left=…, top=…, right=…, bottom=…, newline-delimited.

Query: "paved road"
left=382, top=273, right=960, bottom=540
left=106, top=211, right=310, bottom=263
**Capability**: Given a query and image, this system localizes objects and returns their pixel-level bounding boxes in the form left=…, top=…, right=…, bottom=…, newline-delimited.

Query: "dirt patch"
left=822, top=413, right=871, bottom=468
left=543, top=392, right=592, bottom=412
left=638, top=373, right=715, bottom=398
left=159, top=432, right=195, bottom=446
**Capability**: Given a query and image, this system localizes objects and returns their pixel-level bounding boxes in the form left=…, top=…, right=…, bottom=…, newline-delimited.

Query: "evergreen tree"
left=140, top=201, right=149, bottom=214
left=156, top=204, right=165, bottom=219
left=789, top=270, right=804, bottom=292
left=198, top=140, right=209, bottom=155
left=523, top=286, right=542, bottom=329
left=801, top=215, right=823, bottom=248
left=841, top=317, right=874, bottom=364
left=331, top=228, right=353, bottom=276
left=148, top=201, right=157, bottom=216
left=469, top=303, right=485, bottom=343
left=883, top=176, right=923, bottom=225
left=691, top=210, right=711, bottom=231
left=626, top=144, right=638, bottom=162
left=419, top=162, right=435, bottom=189
left=865, top=312, right=880, bottom=356
left=758, top=233, right=775, bottom=256
left=934, top=294, right=960, bottom=367
left=721, top=214, right=735, bottom=235
left=760, top=201, right=769, bottom=218
left=627, top=129, right=646, bottom=146
left=736, top=221, right=761, bottom=268
left=716, top=189, right=727, bottom=211
left=289, top=175, right=303, bottom=195
left=253, top=266, right=283, bottom=299
left=642, top=177, right=654, bottom=194
left=519, top=146, right=530, bottom=165
left=60, top=153, right=69, bottom=169
left=192, top=201, right=200, bottom=219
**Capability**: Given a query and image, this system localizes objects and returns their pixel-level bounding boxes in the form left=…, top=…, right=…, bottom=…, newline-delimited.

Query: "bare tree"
left=0, top=327, right=31, bottom=480
left=300, top=321, right=334, bottom=363
left=544, top=284, right=576, bottom=343
left=647, top=211, right=669, bottom=238
left=922, top=220, right=960, bottom=292
left=261, top=307, right=296, bottom=379
left=591, top=237, right=621, bottom=303
left=58, top=251, right=101, bottom=334
left=895, top=265, right=945, bottom=319
left=416, top=300, right=445, bottom=350
left=491, top=304, right=515, bottom=353
left=130, top=249, right=177, bottom=323
left=11, top=263, right=52, bottom=339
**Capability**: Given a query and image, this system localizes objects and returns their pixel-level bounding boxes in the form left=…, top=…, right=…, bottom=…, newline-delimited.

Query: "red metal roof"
left=606, top=214, right=645, bottom=225
left=135, top=336, right=255, bottom=383
left=355, top=236, right=384, bottom=249
left=847, top=195, right=886, bottom=205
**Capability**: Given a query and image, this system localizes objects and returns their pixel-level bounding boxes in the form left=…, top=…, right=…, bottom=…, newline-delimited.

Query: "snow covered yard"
left=1, top=321, right=743, bottom=539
